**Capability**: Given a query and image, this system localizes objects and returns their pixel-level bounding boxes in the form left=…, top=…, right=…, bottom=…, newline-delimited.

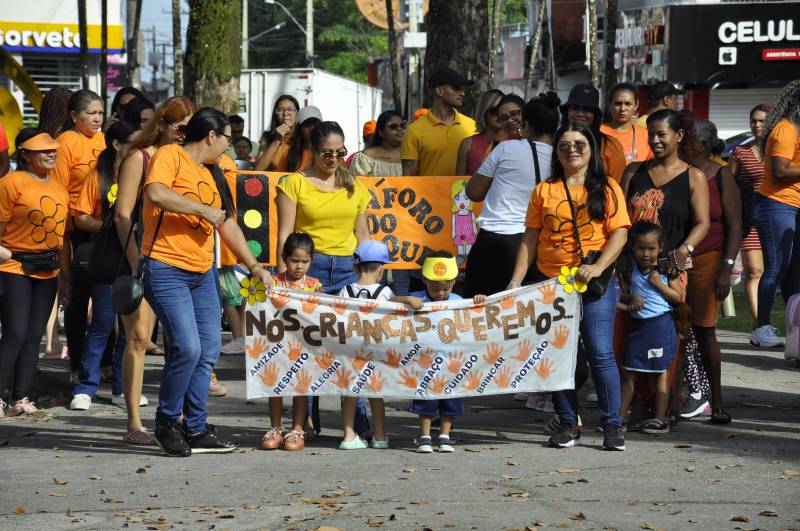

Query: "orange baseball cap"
left=412, top=108, right=429, bottom=122
left=18, top=132, right=59, bottom=151
left=362, top=120, right=377, bottom=137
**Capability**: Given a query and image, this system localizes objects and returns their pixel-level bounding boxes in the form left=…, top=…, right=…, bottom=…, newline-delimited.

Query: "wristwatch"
left=682, top=242, right=694, bottom=254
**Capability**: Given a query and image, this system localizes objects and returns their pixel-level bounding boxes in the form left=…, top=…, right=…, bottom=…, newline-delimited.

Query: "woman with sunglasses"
left=350, top=110, right=405, bottom=178
left=255, top=95, right=302, bottom=172
left=114, top=96, right=196, bottom=444
left=455, top=89, right=504, bottom=176
left=508, top=123, right=631, bottom=451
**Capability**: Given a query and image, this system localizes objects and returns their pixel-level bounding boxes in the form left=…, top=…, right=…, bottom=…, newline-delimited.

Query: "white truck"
left=238, top=68, right=383, bottom=155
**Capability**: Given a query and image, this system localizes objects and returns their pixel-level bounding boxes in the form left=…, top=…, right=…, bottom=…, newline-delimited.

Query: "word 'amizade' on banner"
left=244, top=280, right=579, bottom=400
left=225, top=172, right=479, bottom=269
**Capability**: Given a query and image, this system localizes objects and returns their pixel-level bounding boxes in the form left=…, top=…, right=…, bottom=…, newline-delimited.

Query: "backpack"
left=785, top=293, right=800, bottom=364
left=345, top=284, right=389, bottom=300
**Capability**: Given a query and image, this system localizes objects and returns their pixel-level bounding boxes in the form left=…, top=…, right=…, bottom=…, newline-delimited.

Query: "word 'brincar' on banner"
left=244, top=280, right=579, bottom=400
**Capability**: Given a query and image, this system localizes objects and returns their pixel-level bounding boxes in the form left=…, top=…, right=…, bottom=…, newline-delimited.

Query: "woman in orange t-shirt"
left=254, top=94, right=302, bottom=172
left=600, top=83, right=653, bottom=165
left=509, top=123, right=630, bottom=451
left=114, top=96, right=196, bottom=441
left=54, top=89, right=106, bottom=378
left=141, top=108, right=271, bottom=457
left=751, top=81, right=800, bottom=348
left=0, top=129, right=69, bottom=417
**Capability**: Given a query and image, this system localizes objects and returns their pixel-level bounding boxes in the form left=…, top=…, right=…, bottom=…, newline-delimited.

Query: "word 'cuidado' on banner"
left=244, top=280, right=579, bottom=399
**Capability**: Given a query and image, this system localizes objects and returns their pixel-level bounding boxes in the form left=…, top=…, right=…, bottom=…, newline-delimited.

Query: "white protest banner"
left=243, top=279, right=580, bottom=399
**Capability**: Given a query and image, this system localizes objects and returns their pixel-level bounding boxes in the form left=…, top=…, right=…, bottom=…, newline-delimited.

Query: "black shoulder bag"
left=529, top=140, right=543, bottom=185
left=111, top=208, right=163, bottom=315
left=561, top=179, right=614, bottom=296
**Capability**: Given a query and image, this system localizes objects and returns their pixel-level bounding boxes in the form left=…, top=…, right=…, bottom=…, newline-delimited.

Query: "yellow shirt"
left=758, top=119, right=800, bottom=208
left=635, top=114, right=649, bottom=128
left=401, top=109, right=476, bottom=176
left=277, top=172, right=370, bottom=256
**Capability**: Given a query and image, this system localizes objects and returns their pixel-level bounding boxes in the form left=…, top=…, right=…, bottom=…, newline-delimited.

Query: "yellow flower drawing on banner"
left=240, top=277, right=267, bottom=305
left=557, top=266, right=587, bottom=294
left=107, top=183, right=118, bottom=206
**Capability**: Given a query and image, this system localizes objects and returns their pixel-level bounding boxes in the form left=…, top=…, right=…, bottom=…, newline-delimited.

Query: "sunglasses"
left=319, top=148, right=348, bottom=161
left=386, top=122, right=406, bottom=131
left=498, top=109, right=522, bottom=124
left=557, top=141, right=589, bottom=155
left=218, top=132, right=233, bottom=146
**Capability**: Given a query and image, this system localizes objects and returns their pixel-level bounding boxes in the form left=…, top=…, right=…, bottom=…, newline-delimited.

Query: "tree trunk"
left=126, top=0, right=143, bottom=88
left=172, top=0, right=184, bottom=96
left=488, top=0, right=502, bottom=88
left=424, top=0, right=489, bottom=114
left=385, top=0, right=403, bottom=113
left=587, top=0, right=599, bottom=87
left=525, top=0, right=546, bottom=99
left=77, top=0, right=90, bottom=89
left=101, top=0, right=108, bottom=106
left=184, top=0, right=242, bottom=113
left=603, top=0, right=619, bottom=97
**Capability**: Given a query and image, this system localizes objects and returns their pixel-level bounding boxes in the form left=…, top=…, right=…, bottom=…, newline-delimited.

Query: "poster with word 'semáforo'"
left=244, top=280, right=578, bottom=399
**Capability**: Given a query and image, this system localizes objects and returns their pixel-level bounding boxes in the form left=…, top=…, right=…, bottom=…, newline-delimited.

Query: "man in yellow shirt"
left=401, top=68, right=477, bottom=176
left=635, top=81, right=683, bottom=128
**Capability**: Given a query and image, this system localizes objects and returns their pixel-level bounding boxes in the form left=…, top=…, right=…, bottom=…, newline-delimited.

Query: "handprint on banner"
left=536, top=283, right=557, bottom=305
left=416, top=348, right=434, bottom=369
left=394, top=306, right=410, bottom=317
left=333, top=298, right=349, bottom=315
left=351, top=349, right=374, bottom=371
left=447, top=351, right=465, bottom=374
left=334, top=367, right=354, bottom=389
left=270, top=290, right=291, bottom=309
left=397, top=368, right=421, bottom=388
left=246, top=337, right=268, bottom=359
left=430, top=375, right=447, bottom=393
left=483, top=343, right=503, bottom=365
left=301, top=296, right=320, bottom=314
left=499, top=293, right=516, bottom=310
left=261, top=364, right=280, bottom=387
left=464, top=370, right=484, bottom=390
left=515, top=339, right=533, bottom=361
left=534, top=358, right=555, bottom=380
left=495, top=367, right=512, bottom=388
left=314, top=349, right=336, bottom=369
left=430, top=304, right=449, bottom=312
left=359, top=301, right=379, bottom=313
left=552, top=325, right=570, bottom=349
left=293, top=369, right=312, bottom=394
left=286, top=340, right=303, bottom=361
left=368, top=371, right=386, bottom=392
left=384, top=348, right=401, bottom=368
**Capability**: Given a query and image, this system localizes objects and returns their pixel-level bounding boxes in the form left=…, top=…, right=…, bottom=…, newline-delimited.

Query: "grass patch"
left=717, top=289, right=786, bottom=336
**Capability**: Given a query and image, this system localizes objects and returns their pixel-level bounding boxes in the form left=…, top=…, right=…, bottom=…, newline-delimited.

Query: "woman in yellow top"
left=54, top=89, right=106, bottom=380
left=750, top=81, right=800, bottom=348
left=141, top=108, right=271, bottom=457
left=276, top=120, right=371, bottom=294
left=600, top=83, right=653, bottom=164
left=0, top=129, right=69, bottom=417
left=509, top=123, right=631, bottom=451
left=114, top=96, right=196, bottom=441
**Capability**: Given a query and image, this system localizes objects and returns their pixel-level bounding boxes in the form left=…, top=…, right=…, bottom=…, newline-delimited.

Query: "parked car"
left=721, top=131, right=754, bottom=161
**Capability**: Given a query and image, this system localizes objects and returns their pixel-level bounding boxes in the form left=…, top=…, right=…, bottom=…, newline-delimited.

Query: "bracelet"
left=248, top=263, right=264, bottom=273
left=509, top=279, right=521, bottom=287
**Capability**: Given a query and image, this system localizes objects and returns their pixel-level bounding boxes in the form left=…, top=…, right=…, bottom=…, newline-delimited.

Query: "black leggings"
left=0, top=273, right=58, bottom=401
left=64, top=271, right=91, bottom=372
left=463, top=229, right=538, bottom=297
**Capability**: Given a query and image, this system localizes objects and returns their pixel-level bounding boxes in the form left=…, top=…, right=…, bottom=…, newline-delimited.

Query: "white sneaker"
left=70, top=394, right=92, bottom=411
left=750, top=325, right=783, bottom=348
left=112, top=393, right=149, bottom=407
left=437, top=436, right=454, bottom=453
left=220, top=338, right=245, bottom=355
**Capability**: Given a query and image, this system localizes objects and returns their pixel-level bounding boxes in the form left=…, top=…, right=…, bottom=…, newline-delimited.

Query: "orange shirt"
left=0, top=171, right=69, bottom=278
left=141, top=144, right=222, bottom=273
left=298, top=148, right=313, bottom=171
left=600, top=124, right=653, bottom=164
left=72, top=170, right=104, bottom=221
left=217, top=154, right=239, bottom=267
left=269, top=138, right=291, bottom=172
left=54, top=130, right=106, bottom=209
left=525, top=178, right=631, bottom=278
left=601, top=135, right=628, bottom=183
left=758, top=119, right=800, bottom=208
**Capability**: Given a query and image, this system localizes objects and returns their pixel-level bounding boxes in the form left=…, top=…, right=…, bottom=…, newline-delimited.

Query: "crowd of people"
left=0, top=70, right=798, bottom=457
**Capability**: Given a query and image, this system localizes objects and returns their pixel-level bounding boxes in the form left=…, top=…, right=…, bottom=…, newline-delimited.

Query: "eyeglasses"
left=319, top=148, right=348, bottom=161
left=218, top=132, right=233, bottom=146
left=276, top=107, right=297, bottom=115
left=386, top=122, right=406, bottom=131
left=497, top=109, right=522, bottom=124
left=557, top=141, right=589, bottom=155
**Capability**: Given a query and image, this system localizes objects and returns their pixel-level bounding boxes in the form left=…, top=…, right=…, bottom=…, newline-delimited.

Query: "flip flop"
left=146, top=346, right=165, bottom=356
left=710, top=408, right=732, bottom=425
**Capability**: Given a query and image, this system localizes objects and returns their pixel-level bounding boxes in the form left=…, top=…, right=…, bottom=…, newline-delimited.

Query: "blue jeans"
left=73, top=283, right=125, bottom=397
left=753, top=194, right=799, bottom=327
left=552, top=286, right=622, bottom=427
left=143, top=259, right=221, bottom=433
left=308, top=252, right=357, bottom=294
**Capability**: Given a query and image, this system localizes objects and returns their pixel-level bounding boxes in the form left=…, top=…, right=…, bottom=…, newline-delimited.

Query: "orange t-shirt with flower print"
left=141, top=144, right=222, bottom=273
left=525, top=178, right=631, bottom=278
left=0, top=171, right=69, bottom=278
left=71, top=170, right=104, bottom=221
left=54, top=130, right=106, bottom=209
left=758, top=119, right=800, bottom=208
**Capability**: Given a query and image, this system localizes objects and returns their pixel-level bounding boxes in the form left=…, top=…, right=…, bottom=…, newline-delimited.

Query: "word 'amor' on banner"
left=243, top=280, right=579, bottom=400
left=359, top=175, right=482, bottom=269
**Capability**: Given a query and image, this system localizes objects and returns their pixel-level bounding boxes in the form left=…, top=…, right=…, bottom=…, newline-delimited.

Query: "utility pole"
left=101, top=0, right=108, bottom=106
left=587, top=0, right=599, bottom=87
left=242, top=0, right=248, bottom=69
left=77, top=0, right=90, bottom=89
left=172, top=0, right=184, bottom=95
left=603, top=0, right=619, bottom=97
left=306, top=0, right=314, bottom=67
left=127, top=0, right=143, bottom=88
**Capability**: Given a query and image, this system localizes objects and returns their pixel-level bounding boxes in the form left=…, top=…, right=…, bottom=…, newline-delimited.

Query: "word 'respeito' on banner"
left=244, top=280, right=579, bottom=400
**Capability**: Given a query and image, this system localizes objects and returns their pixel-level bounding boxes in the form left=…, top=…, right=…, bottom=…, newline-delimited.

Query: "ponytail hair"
left=96, top=121, right=137, bottom=212
left=310, top=121, right=355, bottom=198
left=183, top=107, right=235, bottom=220
left=524, top=91, right=561, bottom=137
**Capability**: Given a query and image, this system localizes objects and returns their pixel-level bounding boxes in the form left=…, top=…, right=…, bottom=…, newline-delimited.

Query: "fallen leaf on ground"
left=302, top=498, right=338, bottom=506
left=783, top=470, right=800, bottom=477
left=15, top=507, right=25, bottom=514
left=88, top=475, right=103, bottom=481
left=464, top=448, right=480, bottom=452
left=672, top=444, right=691, bottom=449
left=136, top=468, right=147, bottom=474
left=102, top=498, right=123, bottom=504
left=52, top=477, right=68, bottom=485
left=410, top=500, right=428, bottom=505
left=730, top=515, right=750, bottom=522
left=758, top=510, right=778, bottom=517
left=242, top=502, right=260, bottom=509
left=504, top=490, right=530, bottom=498
left=685, top=465, right=696, bottom=472
left=507, top=460, right=519, bottom=466
left=403, top=468, right=416, bottom=473
left=569, top=512, right=586, bottom=520
left=147, top=492, right=158, bottom=497
left=367, top=516, right=384, bottom=527
left=49, top=492, right=67, bottom=497
left=557, top=467, right=580, bottom=473
left=316, top=527, right=343, bottom=531
left=641, top=522, right=656, bottom=529
left=502, top=475, right=517, bottom=480
left=687, top=518, right=700, bottom=523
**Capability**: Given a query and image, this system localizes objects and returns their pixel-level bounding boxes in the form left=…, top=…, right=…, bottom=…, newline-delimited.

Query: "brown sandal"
left=283, top=430, right=305, bottom=451
left=260, top=427, right=284, bottom=450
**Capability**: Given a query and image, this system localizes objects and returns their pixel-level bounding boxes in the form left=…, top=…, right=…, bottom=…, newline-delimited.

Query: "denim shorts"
left=308, top=252, right=358, bottom=294
left=409, top=398, right=464, bottom=417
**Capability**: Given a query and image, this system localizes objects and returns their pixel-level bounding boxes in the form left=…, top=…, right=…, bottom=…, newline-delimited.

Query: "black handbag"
left=12, top=251, right=59, bottom=275
left=89, top=207, right=131, bottom=283
left=561, top=178, right=614, bottom=296
left=111, top=209, right=162, bottom=315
